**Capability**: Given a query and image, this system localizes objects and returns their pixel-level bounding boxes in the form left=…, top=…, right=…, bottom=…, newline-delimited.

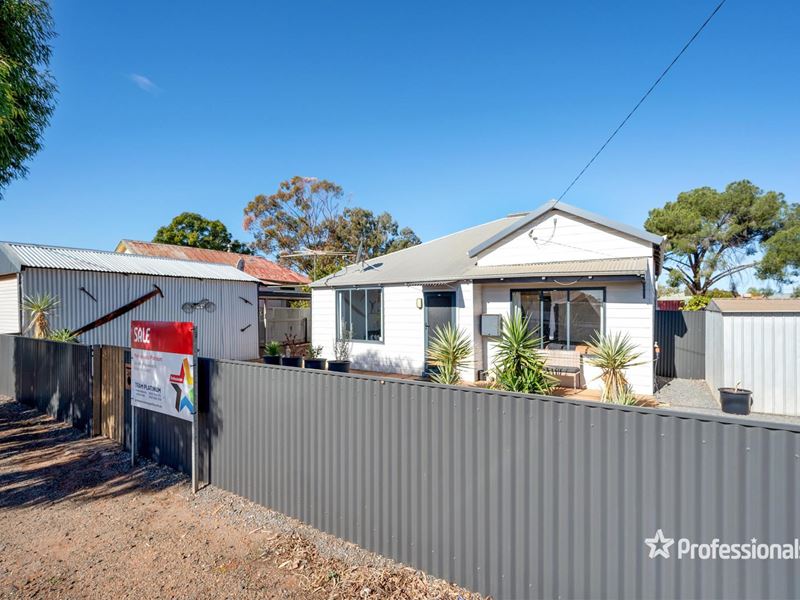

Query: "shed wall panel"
left=21, top=268, right=258, bottom=360
left=0, top=275, right=19, bottom=334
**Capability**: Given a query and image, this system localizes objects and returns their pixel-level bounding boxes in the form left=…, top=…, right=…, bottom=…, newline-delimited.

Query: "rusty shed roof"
left=116, top=240, right=309, bottom=285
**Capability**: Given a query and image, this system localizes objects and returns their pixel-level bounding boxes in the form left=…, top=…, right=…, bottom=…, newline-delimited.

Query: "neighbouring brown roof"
left=116, top=240, right=309, bottom=286
left=708, top=298, right=800, bottom=314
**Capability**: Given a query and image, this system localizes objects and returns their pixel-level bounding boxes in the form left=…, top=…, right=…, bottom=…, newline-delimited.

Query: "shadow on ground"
left=0, top=397, right=184, bottom=509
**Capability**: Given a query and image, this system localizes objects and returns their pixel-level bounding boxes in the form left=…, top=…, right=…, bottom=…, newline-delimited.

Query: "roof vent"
left=236, top=258, right=245, bottom=271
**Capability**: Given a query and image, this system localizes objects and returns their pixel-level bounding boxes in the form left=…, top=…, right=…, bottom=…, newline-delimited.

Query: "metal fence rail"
left=655, top=310, right=706, bottom=378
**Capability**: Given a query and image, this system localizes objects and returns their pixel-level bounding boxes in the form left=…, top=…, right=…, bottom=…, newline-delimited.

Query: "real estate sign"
left=130, top=320, right=196, bottom=422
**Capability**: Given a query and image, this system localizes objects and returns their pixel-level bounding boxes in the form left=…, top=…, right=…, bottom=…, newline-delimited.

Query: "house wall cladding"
left=654, top=310, right=706, bottom=379
left=20, top=268, right=259, bottom=360
left=4, top=334, right=800, bottom=599
left=705, top=311, right=800, bottom=416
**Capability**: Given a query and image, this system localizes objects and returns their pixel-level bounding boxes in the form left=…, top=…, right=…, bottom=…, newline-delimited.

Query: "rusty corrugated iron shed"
left=116, top=240, right=309, bottom=286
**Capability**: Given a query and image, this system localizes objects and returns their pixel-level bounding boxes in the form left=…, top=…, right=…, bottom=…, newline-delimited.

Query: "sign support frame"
left=191, top=325, right=198, bottom=494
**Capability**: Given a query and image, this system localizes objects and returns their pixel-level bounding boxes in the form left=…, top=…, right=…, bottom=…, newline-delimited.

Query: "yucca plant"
left=48, top=329, right=79, bottom=343
left=22, top=293, right=59, bottom=339
left=492, top=308, right=555, bottom=394
left=426, top=323, right=472, bottom=385
left=265, top=340, right=282, bottom=357
left=586, top=332, right=645, bottom=403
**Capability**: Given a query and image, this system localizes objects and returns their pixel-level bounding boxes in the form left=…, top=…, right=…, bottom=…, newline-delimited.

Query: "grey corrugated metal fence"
left=199, top=361, right=800, bottom=600
left=0, top=334, right=14, bottom=397
left=655, top=310, right=705, bottom=378
left=3, top=334, right=800, bottom=599
left=0, top=335, right=92, bottom=432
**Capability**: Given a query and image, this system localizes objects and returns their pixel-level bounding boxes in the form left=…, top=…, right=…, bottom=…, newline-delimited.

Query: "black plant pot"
left=719, top=387, right=753, bottom=415
left=304, top=358, right=327, bottom=370
left=262, top=355, right=281, bottom=365
left=280, top=356, right=303, bottom=368
left=327, top=360, right=351, bottom=373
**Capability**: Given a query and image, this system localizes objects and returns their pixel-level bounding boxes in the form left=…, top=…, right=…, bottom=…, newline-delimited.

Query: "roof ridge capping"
left=467, top=200, right=664, bottom=258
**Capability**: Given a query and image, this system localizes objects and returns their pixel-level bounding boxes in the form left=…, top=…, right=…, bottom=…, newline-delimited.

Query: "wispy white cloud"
left=128, top=73, right=160, bottom=94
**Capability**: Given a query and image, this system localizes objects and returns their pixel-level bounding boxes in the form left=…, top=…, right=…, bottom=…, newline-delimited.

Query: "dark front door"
left=424, top=291, right=456, bottom=372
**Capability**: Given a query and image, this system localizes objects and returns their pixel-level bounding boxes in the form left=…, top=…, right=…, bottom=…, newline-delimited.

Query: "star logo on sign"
left=644, top=529, right=674, bottom=559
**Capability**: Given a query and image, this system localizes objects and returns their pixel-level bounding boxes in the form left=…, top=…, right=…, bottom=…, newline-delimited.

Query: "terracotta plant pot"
left=262, top=355, right=281, bottom=365
left=719, top=387, right=753, bottom=415
left=327, top=360, right=351, bottom=373
left=304, top=358, right=327, bottom=370
left=280, top=356, right=303, bottom=368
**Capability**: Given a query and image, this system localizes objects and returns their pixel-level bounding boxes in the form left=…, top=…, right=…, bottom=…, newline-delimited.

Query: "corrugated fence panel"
left=0, top=333, right=14, bottom=397
left=10, top=336, right=92, bottom=432
left=202, top=361, right=800, bottom=600
left=655, top=310, right=706, bottom=378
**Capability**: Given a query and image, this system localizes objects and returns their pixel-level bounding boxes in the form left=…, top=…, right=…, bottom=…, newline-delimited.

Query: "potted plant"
left=719, top=381, right=753, bottom=415
left=304, top=345, right=327, bottom=369
left=280, top=333, right=304, bottom=367
left=328, top=330, right=352, bottom=373
left=262, top=340, right=282, bottom=365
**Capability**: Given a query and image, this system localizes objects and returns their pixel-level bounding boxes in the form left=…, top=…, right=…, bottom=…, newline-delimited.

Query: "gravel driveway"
left=0, top=396, right=479, bottom=599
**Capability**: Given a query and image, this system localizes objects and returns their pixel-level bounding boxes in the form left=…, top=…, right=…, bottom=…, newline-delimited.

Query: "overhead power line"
left=556, top=0, right=728, bottom=203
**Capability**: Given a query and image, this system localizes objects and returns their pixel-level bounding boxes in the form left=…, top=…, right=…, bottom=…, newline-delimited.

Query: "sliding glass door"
left=511, top=288, right=604, bottom=349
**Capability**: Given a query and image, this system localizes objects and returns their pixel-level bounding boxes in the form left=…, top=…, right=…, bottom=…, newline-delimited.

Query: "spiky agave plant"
left=586, top=332, right=645, bottom=402
left=492, top=307, right=555, bottom=394
left=426, top=323, right=472, bottom=385
left=48, top=329, right=79, bottom=343
left=22, top=293, right=59, bottom=339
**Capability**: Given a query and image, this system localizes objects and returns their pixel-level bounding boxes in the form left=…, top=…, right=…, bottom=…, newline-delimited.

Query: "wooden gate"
left=92, top=345, right=129, bottom=444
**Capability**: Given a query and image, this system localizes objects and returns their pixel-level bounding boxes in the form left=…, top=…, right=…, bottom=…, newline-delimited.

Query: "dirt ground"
left=0, top=397, right=480, bottom=600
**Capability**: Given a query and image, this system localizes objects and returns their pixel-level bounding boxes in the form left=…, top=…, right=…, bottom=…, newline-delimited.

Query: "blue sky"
left=1, top=1, right=798, bottom=287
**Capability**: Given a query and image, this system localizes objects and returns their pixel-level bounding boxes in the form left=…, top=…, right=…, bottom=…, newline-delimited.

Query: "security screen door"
left=424, top=291, right=456, bottom=372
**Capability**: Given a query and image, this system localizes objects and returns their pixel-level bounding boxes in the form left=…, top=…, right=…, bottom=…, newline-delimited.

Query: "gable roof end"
left=467, top=200, right=664, bottom=258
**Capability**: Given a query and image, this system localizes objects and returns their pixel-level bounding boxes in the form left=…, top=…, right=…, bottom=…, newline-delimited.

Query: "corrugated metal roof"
left=708, top=298, right=800, bottom=313
left=0, top=241, right=260, bottom=282
left=117, top=240, right=309, bottom=285
left=311, top=216, right=521, bottom=288
left=311, top=205, right=652, bottom=288
left=468, top=257, right=648, bottom=279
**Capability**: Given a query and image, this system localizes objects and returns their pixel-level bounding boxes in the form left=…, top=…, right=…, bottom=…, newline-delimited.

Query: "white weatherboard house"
left=311, top=201, right=664, bottom=395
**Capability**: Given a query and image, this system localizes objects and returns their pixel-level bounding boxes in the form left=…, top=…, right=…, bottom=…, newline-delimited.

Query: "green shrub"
left=586, top=332, right=645, bottom=403
left=492, top=308, right=555, bottom=394
left=264, top=340, right=282, bottom=356
left=426, top=323, right=472, bottom=385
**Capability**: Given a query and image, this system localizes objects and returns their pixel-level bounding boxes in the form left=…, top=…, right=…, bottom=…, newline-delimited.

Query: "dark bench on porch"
left=541, top=349, right=583, bottom=388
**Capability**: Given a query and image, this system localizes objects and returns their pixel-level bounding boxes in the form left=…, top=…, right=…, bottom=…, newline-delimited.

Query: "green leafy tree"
left=791, top=286, right=800, bottom=299
left=645, top=181, right=793, bottom=294
left=0, top=0, right=57, bottom=198
left=758, top=204, right=800, bottom=282
left=154, top=212, right=252, bottom=254
left=746, top=286, right=776, bottom=298
left=243, top=176, right=420, bottom=279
